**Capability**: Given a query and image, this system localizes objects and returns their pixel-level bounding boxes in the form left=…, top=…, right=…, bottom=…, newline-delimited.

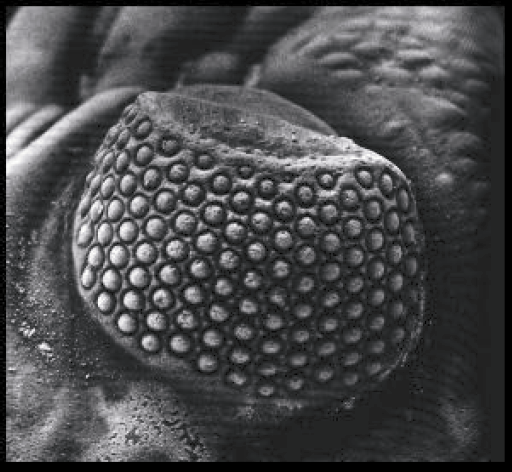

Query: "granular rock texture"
left=73, top=92, right=426, bottom=403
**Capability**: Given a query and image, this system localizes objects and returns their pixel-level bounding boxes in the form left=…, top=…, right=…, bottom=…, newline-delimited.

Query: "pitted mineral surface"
left=73, top=93, right=426, bottom=403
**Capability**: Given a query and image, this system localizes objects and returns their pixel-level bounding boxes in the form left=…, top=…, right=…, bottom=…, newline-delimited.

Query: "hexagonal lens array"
left=74, top=102, right=424, bottom=399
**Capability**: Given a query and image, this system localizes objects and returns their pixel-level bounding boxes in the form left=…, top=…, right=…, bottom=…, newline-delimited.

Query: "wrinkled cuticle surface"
left=73, top=99, right=425, bottom=401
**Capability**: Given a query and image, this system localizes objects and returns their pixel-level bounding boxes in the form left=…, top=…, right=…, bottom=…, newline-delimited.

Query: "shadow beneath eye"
left=257, top=365, right=425, bottom=461
left=217, top=317, right=436, bottom=462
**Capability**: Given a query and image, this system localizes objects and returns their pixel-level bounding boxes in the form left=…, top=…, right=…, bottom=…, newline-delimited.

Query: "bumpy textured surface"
left=72, top=92, right=425, bottom=402
left=7, top=6, right=502, bottom=462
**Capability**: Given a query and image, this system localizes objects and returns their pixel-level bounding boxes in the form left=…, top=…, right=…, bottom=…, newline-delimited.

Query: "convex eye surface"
left=73, top=91, right=426, bottom=405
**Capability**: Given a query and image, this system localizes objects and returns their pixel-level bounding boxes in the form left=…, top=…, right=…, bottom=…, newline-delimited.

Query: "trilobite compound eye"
left=72, top=90, right=426, bottom=409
